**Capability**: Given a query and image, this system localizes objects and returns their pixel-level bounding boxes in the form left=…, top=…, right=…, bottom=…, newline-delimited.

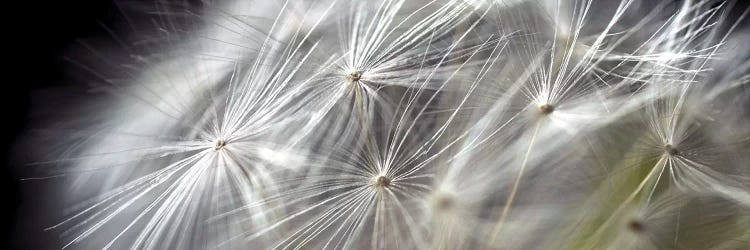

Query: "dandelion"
left=15, top=0, right=750, bottom=249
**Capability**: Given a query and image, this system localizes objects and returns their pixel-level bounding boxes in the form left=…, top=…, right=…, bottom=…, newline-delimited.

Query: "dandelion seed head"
left=25, top=0, right=750, bottom=248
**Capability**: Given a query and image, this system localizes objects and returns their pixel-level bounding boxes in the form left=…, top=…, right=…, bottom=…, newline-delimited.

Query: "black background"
left=4, top=1, right=120, bottom=249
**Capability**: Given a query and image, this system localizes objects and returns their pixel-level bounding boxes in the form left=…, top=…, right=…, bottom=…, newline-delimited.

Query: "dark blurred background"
left=4, top=1, right=120, bottom=249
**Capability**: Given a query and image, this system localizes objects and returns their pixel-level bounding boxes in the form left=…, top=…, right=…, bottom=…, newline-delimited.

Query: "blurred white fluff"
left=23, top=0, right=750, bottom=249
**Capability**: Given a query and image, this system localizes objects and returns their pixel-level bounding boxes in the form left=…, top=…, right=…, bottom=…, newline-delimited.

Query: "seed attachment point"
left=214, top=139, right=226, bottom=150
left=433, top=194, right=455, bottom=211
left=373, top=175, right=391, bottom=188
left=627, top=219, right=645, bottom=233
left=347, top=71, right=362, bottom=82
left=664, top=144, right=679, bottom=156
left=538, top=103, right=555, bottom=115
